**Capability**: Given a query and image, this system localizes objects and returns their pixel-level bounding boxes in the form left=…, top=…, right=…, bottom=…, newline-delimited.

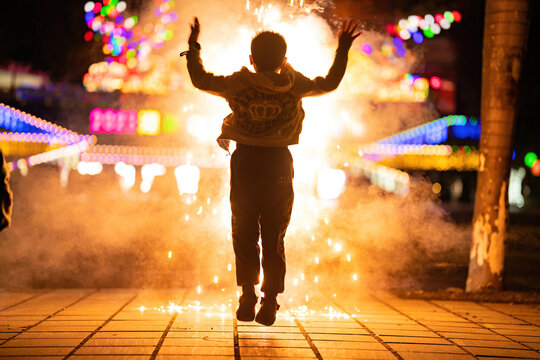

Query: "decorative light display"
left=1, top=103, right=97, bottom=173
left=89, top=108, right=138, bottom=134
left=378, top=148, right=480, bottom=171
left=0, top=104, right=89, bottom=143
left=376, top=73, right=432, bottom=102
left=386, top=11, right=462, bottom=44
left=376, top=115, right=479, bottom=146
left=137, top=110, right=161, bottom=136
left=0, top=138, right=53, bottom=157
left=359, top=144, right=452, bottom=160
left=80, top=145, right=227, bottom=168
left=89, top=108, right=179, bottom=135
left=82, top=0, right=178, bottom=93
left=355, top=114, right=482, bottom=189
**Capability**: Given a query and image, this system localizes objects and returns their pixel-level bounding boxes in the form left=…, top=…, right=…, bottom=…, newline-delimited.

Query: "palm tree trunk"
left=466, top=0, right=530, bottom=292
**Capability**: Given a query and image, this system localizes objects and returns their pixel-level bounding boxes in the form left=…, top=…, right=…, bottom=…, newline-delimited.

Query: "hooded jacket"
left=186, top=41, right=350, bottom=147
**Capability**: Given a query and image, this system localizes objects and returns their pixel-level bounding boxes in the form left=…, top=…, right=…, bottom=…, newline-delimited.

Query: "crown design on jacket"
left=248, top=103, right=282, bottom=121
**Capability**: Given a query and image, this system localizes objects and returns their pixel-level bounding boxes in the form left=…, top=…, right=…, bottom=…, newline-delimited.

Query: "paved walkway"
left=0, top=289, right=539, bottom=359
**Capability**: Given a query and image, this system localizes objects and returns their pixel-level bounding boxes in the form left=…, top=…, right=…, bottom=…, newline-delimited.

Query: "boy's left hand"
left=189, top=17, right=200, bottom=44
left=338, top=19, right=362, bottom=49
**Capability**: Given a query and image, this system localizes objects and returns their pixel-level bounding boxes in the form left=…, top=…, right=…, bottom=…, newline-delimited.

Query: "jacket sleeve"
left=185, top=42, right=236, bottom=98
left=295, top=43, right=350, bottom=97
left=0, top=150, right=13, bottom=232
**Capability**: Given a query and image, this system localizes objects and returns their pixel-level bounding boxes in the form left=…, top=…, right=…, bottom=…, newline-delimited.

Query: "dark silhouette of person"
left=1, top=149, right=13, bottom=232
left=183, top=17, right=361, bottom=326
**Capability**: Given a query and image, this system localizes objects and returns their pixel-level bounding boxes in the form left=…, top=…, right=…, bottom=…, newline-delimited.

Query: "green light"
left=444, top=11, right=454, bottom=23
left=423, top=28, right=434, bottom=38
left=524, top=152, right=538, bottom=168
left=162, top=115, right=178, bottom=134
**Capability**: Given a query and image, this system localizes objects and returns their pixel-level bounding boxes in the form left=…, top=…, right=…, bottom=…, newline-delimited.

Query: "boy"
left=184, top=17, right=361, bottom=326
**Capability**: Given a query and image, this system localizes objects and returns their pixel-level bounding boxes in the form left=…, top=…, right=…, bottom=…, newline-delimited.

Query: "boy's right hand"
left=338, top=19, right=362, bottom=49
left=189, top=17, right=200, bottom=44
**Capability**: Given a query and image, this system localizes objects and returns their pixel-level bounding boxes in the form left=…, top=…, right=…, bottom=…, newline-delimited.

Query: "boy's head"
left=250, top=31, right=287, bottom=72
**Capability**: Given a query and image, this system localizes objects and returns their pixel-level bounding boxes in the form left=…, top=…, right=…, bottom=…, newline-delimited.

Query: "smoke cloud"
left=0, top=0, right=469, bottom=300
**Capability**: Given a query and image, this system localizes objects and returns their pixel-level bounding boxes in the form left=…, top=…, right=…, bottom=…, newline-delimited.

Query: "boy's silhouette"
left=184, top=17, right=361, bottom=326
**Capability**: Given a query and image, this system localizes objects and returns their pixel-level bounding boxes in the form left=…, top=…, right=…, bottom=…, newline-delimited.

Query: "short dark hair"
left=250, top=31, right=287, bottom=72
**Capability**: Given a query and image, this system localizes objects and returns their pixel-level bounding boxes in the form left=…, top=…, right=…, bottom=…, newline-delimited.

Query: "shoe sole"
left=236, top=313, right=255, bottom=322
left=255, top=314, right=275, bottom=326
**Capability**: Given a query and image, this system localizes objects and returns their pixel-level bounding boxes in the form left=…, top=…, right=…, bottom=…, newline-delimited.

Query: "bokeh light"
left=524, top=152, right=538, bottom=168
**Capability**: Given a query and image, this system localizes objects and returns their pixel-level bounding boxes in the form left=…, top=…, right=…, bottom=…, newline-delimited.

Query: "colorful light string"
left=82, top=0, right=178, bottom=93
left=0, top=103, right=97, bottom=172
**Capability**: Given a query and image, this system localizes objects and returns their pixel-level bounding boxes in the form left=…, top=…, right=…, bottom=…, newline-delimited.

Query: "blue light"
left=412, top=32, right=424, bottom=44
left=396, top=47, right=406, bottom=57
left=451, top=118, right=481, bottom=140
left=375, top=115, right=481, bottom=145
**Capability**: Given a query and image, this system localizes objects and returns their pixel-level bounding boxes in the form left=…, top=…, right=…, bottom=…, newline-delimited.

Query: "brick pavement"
left=0, top=289, right=539, bottom=359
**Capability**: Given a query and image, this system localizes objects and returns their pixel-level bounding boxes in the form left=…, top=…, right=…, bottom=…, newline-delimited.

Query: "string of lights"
left=0, top=103, right=94, bottom=144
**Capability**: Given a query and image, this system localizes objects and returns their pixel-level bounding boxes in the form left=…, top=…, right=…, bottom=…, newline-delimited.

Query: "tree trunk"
left=466, top=0, right=530, bottom=292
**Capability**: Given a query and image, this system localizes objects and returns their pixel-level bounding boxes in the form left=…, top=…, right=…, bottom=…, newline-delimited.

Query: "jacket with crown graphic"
left=186, top=42, right=350, bottom=147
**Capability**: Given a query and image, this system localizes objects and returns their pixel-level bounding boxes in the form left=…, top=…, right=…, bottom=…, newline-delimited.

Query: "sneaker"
left=255, top=297, right=280, bottom=326
left=236, top=293, right=258, bottom=322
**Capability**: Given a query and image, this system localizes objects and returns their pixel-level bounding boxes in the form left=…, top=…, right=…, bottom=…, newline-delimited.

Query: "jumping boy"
left=184, top=17, right=361, bottom=326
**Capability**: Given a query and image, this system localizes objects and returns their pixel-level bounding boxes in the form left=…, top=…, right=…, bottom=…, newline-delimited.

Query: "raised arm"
left=184, top=17, right=231, bottom=97
left=300, top=20, right=362, bottom=96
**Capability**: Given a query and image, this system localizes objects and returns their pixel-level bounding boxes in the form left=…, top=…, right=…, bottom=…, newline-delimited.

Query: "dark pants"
left=230, top=144, right=294, bottom=295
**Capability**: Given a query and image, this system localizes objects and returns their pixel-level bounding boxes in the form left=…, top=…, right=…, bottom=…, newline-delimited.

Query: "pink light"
left=430, top=76, right=442, bottom=89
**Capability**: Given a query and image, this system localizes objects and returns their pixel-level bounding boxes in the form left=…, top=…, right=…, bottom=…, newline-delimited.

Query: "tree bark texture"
left=466, top=0, right=529, bottom=292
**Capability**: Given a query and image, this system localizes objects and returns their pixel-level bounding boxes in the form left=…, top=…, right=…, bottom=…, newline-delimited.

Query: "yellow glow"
left=168, top=251, right=172, bottom=259
left=197, top=285, right=202, bottom=294
left=137, top=110, right=161, bottom=136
